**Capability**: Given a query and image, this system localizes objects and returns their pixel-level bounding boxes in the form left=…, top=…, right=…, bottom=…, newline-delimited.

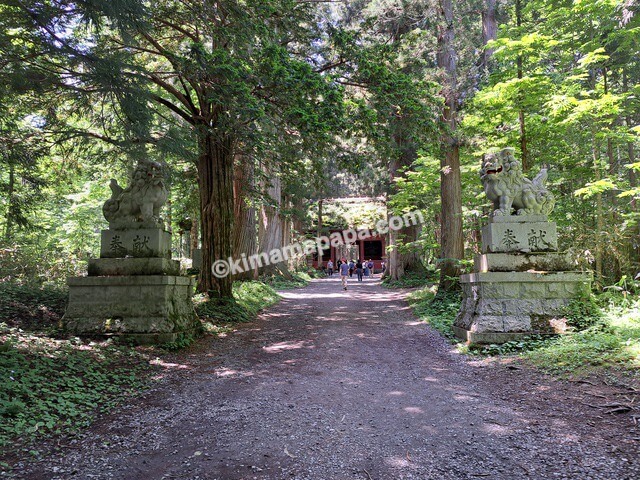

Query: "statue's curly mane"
left=481, top=147, right=554, bottom=216
left=500, top=151, right=525, bottom=191
left=103, top=160, right=168, bottom=229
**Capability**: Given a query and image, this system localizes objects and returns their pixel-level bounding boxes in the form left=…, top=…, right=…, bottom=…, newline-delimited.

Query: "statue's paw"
left=492, top=209, right=505, bottom=217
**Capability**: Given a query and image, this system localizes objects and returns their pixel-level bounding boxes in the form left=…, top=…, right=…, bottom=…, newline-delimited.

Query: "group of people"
left=326, top=258, right=377, bottom=290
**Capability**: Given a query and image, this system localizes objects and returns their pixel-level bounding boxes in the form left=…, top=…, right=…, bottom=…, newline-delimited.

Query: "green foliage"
left=260, top=272, right=311, bottom=290
left=312, top=200, right=387, bottom=232
left=462, top=0, right=640, bottom=285
left=562, top=296, right=603, bottom=331
left=466, top=335, right=554, bottom=356
left=196, top=297, right=253, bottom=325
left=233, top=281, right=281, bottom=315
left=0, top=242, right=87, bottom=287
left=467, top=294, right=640, bottom=376
left=407, top=286, right=460, bottom=341
left=383, top=269, right=438, bottom=289
left=159, top=332, right=198, bottom=352
left=523, top=318, right=639, bottom=375
left=408, top=282, right=638, bottom=377
left=196, top=280, right=281, bottom=328
left=0, top=329, right=153, bottom=450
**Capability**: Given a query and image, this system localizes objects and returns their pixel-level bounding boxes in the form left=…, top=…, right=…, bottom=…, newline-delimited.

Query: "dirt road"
left=19, top=276, right=640, bottom=479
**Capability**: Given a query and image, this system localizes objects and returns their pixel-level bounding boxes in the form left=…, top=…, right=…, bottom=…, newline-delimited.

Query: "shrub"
left=260, top=271, right=310, bottom=289
left=562, top=295, right=603, bottom=331
left=383, top=270, right=437, bottom=289
left=195, top=280, right=281, bottom=328
left=407, top=286, right=460, bottom=340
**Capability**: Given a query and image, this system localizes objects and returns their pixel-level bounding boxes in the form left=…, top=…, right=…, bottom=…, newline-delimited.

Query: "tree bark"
left=516, top=0, right=528, bottom=171
left=622, top=68, right=639, bottom=268
left=480, top=0, right=498, bottom=73
left=232, top=154, right=258, bottom=280
left=437, top=0, right=464, bottom=292
left=190, top=215, right=199, bottom=256
left=386, top=132, right=424, bottom=280
left=282, top=196, right=294, bottom=271
left=258, top=170, right=290, bottom=277
left=317, top=199, right=323, bottom=269
left=592, top=130, right=603, bottom=286
left=4, top=161, right=15, bottom=241
left=197, top=126, right=235, bottom=298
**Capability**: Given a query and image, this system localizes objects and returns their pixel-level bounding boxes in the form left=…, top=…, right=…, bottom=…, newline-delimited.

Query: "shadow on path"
left=21, top=276, right=640, bottom=479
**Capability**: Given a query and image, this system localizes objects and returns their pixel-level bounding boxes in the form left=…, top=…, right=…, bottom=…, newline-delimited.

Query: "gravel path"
left=17, top=276, right=640, bottom=479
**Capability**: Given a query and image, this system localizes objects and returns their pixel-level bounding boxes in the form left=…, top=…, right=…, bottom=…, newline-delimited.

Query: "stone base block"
left=192, top=248, right=202, bottom=270
left=88, top=257, right=179, bottom=276
left=452, top=326, right=554, bottom=344
left=455, top=271, right=592, bottom=344
left=100, top=229, right=172, bottom=258
left=475, top=252, right=572, bottom=273
left=482, top=219, right=557, bottom=253
left=489, top=215, right=549, bottom=224
left=64, top=275, right=202, bottom=344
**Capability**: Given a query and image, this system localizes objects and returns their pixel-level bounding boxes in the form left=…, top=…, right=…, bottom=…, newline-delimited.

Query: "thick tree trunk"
left=282, top=196, right=294, bottom=271
left=386, top=215, right=424, bottom=281
left=190, top=215, right=199, bottom=256
left=4, top=161, right=15, bottom=241
left=386, top=227, right=402, bottom=280
left=386, top=132, right=423, bottom=280
left=291, top=197, right=305, bottom=238
left=437, top=0, right=464, bottom=292
left=258, top=171, right=290, bottom=277
left=317, top=199, right=323, bottom=269
left=480, top=0, right=498, bottom=73
left=438, top=116, right=464, bottom=291
left=232, top=154, right=258, bottom=280
left=592, top=131, right=603, bottom=286
left=516, top=0, right=528, bottom=171
left=197, top=128, right=235, bottom=298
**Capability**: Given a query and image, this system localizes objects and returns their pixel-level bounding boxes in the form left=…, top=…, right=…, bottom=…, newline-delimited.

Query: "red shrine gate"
left=310, top=230, right=386, bottom=272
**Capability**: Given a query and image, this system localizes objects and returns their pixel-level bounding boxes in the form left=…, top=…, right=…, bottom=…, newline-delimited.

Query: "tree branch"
left=148, top=93, right=195, bottom=125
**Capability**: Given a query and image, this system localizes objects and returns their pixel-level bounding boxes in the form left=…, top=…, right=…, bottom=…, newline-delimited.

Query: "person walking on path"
left=367, top=259, right=374, bottom=278
left=355, top=259, right=364, bottom=282
left=327, top=259, right=334, bottom=276
left=339, top=260, right=349, bottom=290
left=348, top=260, right=355, bottom=277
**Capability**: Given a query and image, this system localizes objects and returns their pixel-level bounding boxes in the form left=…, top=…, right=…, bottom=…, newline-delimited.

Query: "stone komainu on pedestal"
left=64, top=159, right=202, bottom=344
left=454, top=148, right=592, bottom=344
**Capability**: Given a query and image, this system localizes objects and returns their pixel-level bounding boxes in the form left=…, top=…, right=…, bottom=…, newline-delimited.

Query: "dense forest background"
left=0, top=0, right=638, bottom=295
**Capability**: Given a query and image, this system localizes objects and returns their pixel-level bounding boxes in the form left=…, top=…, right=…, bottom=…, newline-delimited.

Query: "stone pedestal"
left=481, top=215, right=557, bottom=253
left=454, top=271, right=592, bottom=344
left=191, top=248, right=202, bottom=270
left=454, top=216, right=592, bottom=344
left=100, top=229, right=172, bottom=258
left=65, top=228, right=201, bottom=345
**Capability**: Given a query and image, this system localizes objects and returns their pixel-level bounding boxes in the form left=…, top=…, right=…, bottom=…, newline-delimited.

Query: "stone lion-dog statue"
left=103, top=159, right=168, bottom=229
left=480, top=147, right=555, bottom=217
